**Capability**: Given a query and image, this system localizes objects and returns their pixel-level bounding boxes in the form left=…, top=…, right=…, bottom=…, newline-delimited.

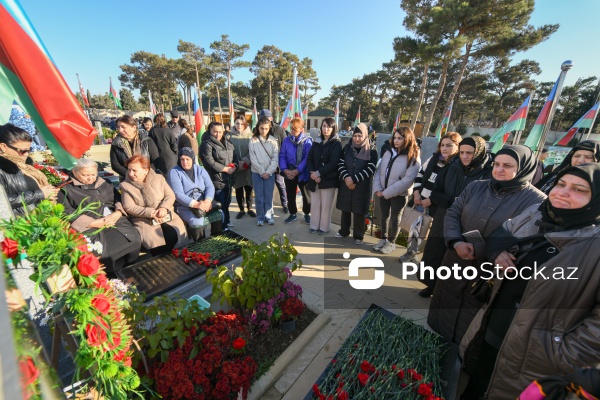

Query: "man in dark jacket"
left=200, top=122, right=238, bottom=228
left=260, top=109, right=289, bottom=213
left=167, top=110, right=180, bottom=139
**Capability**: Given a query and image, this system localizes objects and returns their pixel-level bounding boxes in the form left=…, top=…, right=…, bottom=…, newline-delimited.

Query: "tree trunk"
left=194, top=62, right=200, bottom=90
left=411, top=64, right=429, bottom=131
left=186, top=86, right=192, bottom=119
left=423, top=57, right=450, bottom=137
left=215, top=82, right=223, bottom=122
left=268, top=81, right=272, bottom=112
left=441, top=41, right=473, bottom=123
left=376, top=87, right=388, bottom=120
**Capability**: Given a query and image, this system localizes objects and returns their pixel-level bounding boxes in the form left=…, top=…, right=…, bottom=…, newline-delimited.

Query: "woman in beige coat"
left=120, top=155, right=187, bottom=254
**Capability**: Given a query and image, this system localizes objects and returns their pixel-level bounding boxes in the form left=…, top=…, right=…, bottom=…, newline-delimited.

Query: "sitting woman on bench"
left=120, top=155, right=187, bottom=255
left=168, top=147, right=218, bottom=241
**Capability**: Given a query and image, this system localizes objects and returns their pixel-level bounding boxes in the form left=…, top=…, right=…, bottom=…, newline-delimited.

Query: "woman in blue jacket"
left=279, top=117, right=313, bottom=224
left=168, top=147, right=216, bottom=241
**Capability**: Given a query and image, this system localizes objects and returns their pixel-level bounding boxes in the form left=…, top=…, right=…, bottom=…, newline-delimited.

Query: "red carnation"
left=85, top=320, right=108, bottom=347
left=338, top=391, right=349, bottom=400
left=77, top=253, right=100, bottom=276
left=19, top=356, right=39, bottom=387
left=357, top=373, right=369, bottom=387
left=1, top=238, right=19, bottom=259
left=107, top=331, right=122, bottom=351
left=93, top=273, right=111, bottom=291
left=360, top=360, right=375, bottom=373
left=232, top=338, right=246, bottom=350
left=91, top=294, right=111, bottom=315
left=418, top=383, right=433, bottom=396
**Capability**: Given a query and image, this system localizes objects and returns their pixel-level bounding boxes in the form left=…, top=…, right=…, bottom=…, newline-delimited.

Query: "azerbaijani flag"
left=334, top=98, right=340, bottom=128
left=302, top=105, right=308, bottom=122
left=0, top=0, right=96, bottom=167
left=77, top=73, right=90, bottom=107
left=251, top=97, right=258, bottom=130
left=109, top=77, right=122, bottom=109
left=148, top=90, right=157, bottom=116
left=554, top=101, right=600, bottom=146
left=490, top=96, right=531, bottom=153
left=193, top=89, right=203, bottom=136
left=524, top=75, right=560, bottom=151
left=280, top=68, right=302, bottom=130
left=391, top=109, right=400, bottom=133
left=354, top=105, right=361, bottom=128
left=434, top=101, right=453, bottom=140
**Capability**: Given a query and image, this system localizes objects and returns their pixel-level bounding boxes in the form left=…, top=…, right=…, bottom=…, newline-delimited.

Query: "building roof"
left=307, top=108, right=335, bottom=117
left=174, top=96, right=252, bottom=113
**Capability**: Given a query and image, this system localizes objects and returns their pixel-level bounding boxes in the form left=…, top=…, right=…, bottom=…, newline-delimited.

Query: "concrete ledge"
left=248, top=312, right=331, bottom=400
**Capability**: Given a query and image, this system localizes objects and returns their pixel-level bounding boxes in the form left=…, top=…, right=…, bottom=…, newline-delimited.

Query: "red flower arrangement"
left=149, top=311, right=257, bottom=400
left=172, top=248, right=219, bottom=267
left=280, top=297, right=304, bottom=321
left=1, top=237, right=19, bottom=259
left=33, top=163, right=68, bottom=185
left=77, top=253, right=101, bottom=276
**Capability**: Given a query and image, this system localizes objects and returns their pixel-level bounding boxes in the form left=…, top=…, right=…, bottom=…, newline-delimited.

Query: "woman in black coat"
left=418, top=136, right=493, bottom=297
left=110, top=115, right=159, bottom=180
left=0, top=123, right=58, bottom=215
left=335, top=123, right=378, bottom=245
left=150, top=113, right=179, bottom=176
left=58, top=158, right=142, bottom=276
left=307, top=117, right=343, bottom=235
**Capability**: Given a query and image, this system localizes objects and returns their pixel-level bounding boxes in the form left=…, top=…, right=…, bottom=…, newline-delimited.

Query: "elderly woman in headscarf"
left=536, top=139, right=600, bottom=194
left=427, top=144, right=546, bottom=345
left=58, top=158, right=142, bottom=276
left=335, top=123, right=378, bottom=245
left=459, top=163, right=600, bottom=399
left=167, top=147, right=216, bottom=241
left=0, top=123, right=58, bottom=215
left=417, top=136, right=493, bottom=297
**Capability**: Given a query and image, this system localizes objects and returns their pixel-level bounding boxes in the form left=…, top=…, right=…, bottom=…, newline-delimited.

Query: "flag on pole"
left=76, top=73, right=90, bottom=107
left=354, top=105, right=361, bottom=128
left=280, top=68, right=302, bottom=130
left=302, top=105, right=308, bottom=122
left=228, top=94, right=235, bottom=126
left=193, top=89, right=203, bottom=136
left=109, top=77, right=122, bottom=109
left=334, top=98, right=340, bottom=128
left=0, top=0, right=96, bottom=167
left=251, top=98, right=258, bottom=130
left=148, top=90, right=157, bottom=116
left=524, top=76, right=560, bottom=151
left=554, top=101, right=600, bottom=146
left=490, top=96, right=531, bottom=153
left=434, top=101, right=453, bottom=140
left=391, top=110, right=401, bottom=133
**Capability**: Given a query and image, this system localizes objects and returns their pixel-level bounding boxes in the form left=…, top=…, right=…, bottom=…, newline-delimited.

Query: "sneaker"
left=266, top=218, right=275, bottom=225
left=226, top=222, right=234, bottom=228
left=380, top=242, right=397, bottom=254
left=399, top=252, right=418, bottom=263
left=284, top=214, right=297, bottom=224
left=309, top=228, right=318, bottom=234
left=373, top=239, right=388, bottom=251
left=418, top=287, right=433, bottom=298
left=318, top=230, right=329, bottom=236
left=257, top=220, right=264, bottom=226
left=247, top=210, right=257, bottom=218
left=236, top=211, right=245, bottom=219
left=335, top=232, right=347, bottom=238
left=355, top=239, right=364, bottom=245
left=304, top=215, right=310, bottom=224
left=282, top=206, right=289, bottom=214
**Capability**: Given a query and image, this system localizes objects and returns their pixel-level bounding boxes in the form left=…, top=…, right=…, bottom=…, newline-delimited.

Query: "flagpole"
left=585, top=95, right=600, bottom=141
left=535, top=60, right=573, bottom=155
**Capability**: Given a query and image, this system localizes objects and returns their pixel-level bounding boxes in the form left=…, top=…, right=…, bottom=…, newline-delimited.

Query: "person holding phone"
left=120, top=155, right=187, bottom=255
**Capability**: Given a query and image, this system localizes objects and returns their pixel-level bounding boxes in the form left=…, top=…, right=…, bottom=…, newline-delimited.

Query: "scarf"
left=352, top=122, right=371, bottom=161
left=539, top=163, right=600, bottom=231
left=491, top=145, right=538, bottom=191
left=539, top=140, right=600, bottom=193
left=178, top=147, right=196, bottom=182
left=0, top=153, right=48, bottom=188
left=518, top=368, right=600, bottom=400
left=291, top=132, right=308, bottom=166
left=121, top=134, right=142, bottom=159
left=459, top=136, right=488, bottom=173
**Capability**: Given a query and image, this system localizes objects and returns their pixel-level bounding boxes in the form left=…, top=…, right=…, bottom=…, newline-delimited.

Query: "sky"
left=18, top=0, right=600, bottom=105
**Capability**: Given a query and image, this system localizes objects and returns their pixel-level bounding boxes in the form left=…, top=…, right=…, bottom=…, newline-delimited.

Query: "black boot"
left=246, top=201, right=256, bottom=217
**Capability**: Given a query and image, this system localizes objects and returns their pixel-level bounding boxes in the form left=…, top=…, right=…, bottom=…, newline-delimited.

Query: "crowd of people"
left=1, top=106, right=600, bottom=398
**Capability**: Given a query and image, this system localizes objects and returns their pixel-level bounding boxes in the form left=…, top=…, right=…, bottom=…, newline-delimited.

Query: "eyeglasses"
left=6, top=143, right=32, bottom=156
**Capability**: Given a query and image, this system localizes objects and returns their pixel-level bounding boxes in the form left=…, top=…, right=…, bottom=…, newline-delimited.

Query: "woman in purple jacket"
left=279, top=117, right=313, bottom=224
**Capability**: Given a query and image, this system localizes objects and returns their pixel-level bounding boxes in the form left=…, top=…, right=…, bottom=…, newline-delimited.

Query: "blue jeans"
left=252, top=172, right=275, bottom=222
left=214, top=184, right=232, bottom=225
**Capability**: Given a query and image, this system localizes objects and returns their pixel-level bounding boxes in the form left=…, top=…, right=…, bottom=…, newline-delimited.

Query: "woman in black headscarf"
left=460, top=163, right=600, bottom=399
left=418, top=136, right=493, bottom=297
left=427, top=145, right=546, bottom=345
left=536, top=139, right=600, bottom=194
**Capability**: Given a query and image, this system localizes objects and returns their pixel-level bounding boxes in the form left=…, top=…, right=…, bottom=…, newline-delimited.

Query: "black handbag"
left=470, top=279, right=494, bottom=303
left=191, top=201, right=222, bottom=218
